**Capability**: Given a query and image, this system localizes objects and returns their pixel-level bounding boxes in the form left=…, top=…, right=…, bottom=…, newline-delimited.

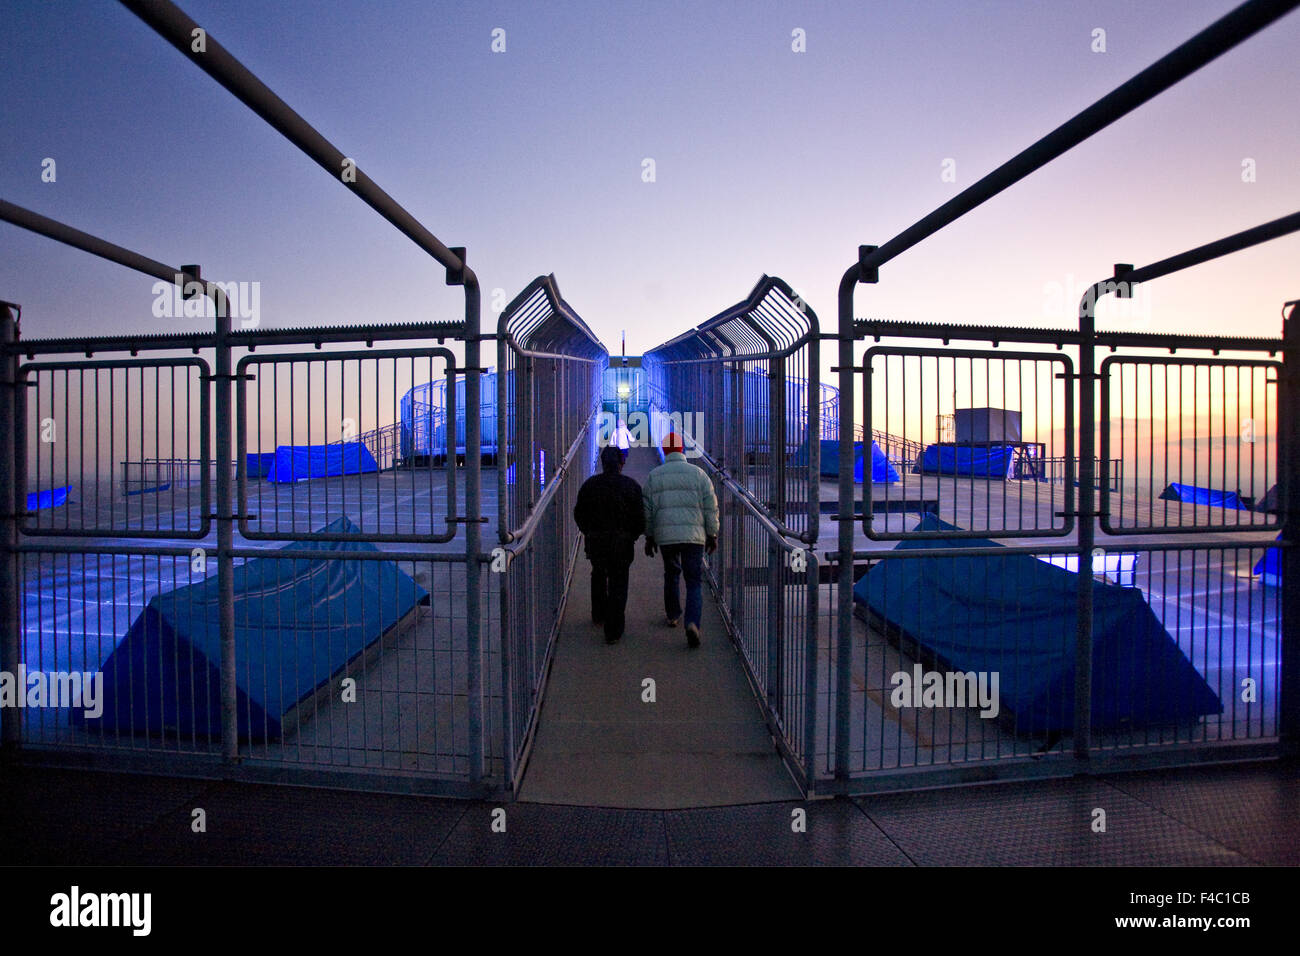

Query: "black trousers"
left=590, top=557, right=632, bottom=641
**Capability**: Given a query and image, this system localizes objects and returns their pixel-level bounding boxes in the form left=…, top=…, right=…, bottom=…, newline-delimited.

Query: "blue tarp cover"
left=78, top=516, right=427, bottom=741
left=1158, top=482, right=1251, bottom=510
left=1254, top=533, right=1281, bottom=585
left=246, top=453, right=278, bottom=480
left=265, top=442, right=379, bottom=483
left=792, top=439, right=900, bottom=482
left=916, top=444, right=1014, bottom=479
left=852, top=515, right=1221, bottom=735
left=125, top=483, right=170, bottom=496
left=26, top=486, right=70, bottom=510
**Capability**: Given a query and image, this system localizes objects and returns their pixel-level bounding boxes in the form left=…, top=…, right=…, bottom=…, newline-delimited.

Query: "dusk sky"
left=3, top=0, right=1297, bottom=360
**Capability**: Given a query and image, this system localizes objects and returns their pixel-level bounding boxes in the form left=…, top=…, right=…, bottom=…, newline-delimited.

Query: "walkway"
left=516, top=446, right=801, bottom=808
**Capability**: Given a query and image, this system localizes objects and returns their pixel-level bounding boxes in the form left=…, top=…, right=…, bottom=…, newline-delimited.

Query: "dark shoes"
left=605, top=633, right=621, bottom=645
left=686, top=623, right=700, bottom=648
left=666, top=616, right=680, bottom=628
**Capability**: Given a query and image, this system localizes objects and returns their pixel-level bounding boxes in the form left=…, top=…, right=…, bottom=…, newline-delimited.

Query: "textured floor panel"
left=107, top=781, right=468, bottom=865
left=0, top=766, right=212, bottom=865
left=665, top=799, right=912, bottom=866
left=427, top=803, right=669, bottom=866
left=1102, top=761, right=1300, bottom=865
left=854, top=777, right=1251, bottom=866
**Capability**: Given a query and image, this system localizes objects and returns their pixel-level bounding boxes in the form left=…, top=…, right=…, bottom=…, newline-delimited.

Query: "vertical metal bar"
left=806, top=332, right=820, bottom=542
left=1074, top=282, right=1103, bottom=761
left=1280, top=303, right=1300, bottom=753
left=213, top=297, right=239, bottom=764
left=0, top=304, right=21, bottom=751
left=460, top=270, right=485, bottom=786
left=803, top=548, right=820, bottom=787
left=770, top=359, right=786, bottom=521
left=835, top=267, right=859, bottom=779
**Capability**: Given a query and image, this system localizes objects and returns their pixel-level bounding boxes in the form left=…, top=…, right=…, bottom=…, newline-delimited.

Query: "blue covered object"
left=852, top=515, right=1222, bottom=735
left=264, top=442, right=379, bottom=483
left=26, top=486, right=70, bottom=511
left=916, top=444, right=1014, bottom=479
left=125, top=483, right=170, bottom=497
left=1158, top=482, right=1252, bottom=510
left=1254, top=533, right=1282, bottom=587
left=245, top=453, right=278, bottom=480
left=792, top=439, right=900, bottom=482
left=77, top=516, right=427, bottom=741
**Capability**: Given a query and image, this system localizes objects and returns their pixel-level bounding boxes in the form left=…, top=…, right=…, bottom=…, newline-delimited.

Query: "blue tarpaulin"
left=76, top=516, right=427, bottom=741
left=125, top=483, right=170, bottom=497
left=1158, top=482, right=1252, bottom=510
left=791, top=439, right=900, bottom=482
left=26, top=486, right=70, bottom=510
left=245, top=453, right=278, bottom=480
left=915, top=444, right=1015, bottom=479
left=1254, top=533, right=1282, bottom=586
left=852, top=515, right=1221, bottom=735
left=264, top=442, right=379, bottom=483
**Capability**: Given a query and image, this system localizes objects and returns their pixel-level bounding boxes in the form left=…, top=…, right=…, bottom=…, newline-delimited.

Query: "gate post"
left=0, top=303, right=21, bottom=753
left=1280, top=301, right=1300, bottom=755
left=1073, top=284, right=1099, bottom=763
left=834, top=266, right=861, bottom=780
left=203, top=272, right=240, bottom=766
left=454, top=261, right=486, bottom=787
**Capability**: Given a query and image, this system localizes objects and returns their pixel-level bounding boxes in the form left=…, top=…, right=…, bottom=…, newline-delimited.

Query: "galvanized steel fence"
left=3, top=0, right=1298, bottom=806
left=822, top=0, right=1300, bottom=793
left=642, top=275, right=823, bottom=784
left=494, top=275, right=608, bottom=790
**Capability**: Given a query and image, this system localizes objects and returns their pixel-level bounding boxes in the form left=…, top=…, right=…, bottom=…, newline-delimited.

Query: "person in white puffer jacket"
left=642, top=432, right=719, bottom=648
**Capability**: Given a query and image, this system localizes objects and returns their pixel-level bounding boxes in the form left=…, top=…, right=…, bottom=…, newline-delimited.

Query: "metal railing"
left=705, top=469, right=820, bottom=790
left=642, top=275, right=821, bottom=543
left=825, top=0, right=1300, bottom=794
left=0, top=0, right=498, bottom=794
left=494, top=274, right=607, bottom=789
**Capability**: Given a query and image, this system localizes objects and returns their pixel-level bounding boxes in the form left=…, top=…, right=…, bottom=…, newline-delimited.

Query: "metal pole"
left=834, top=267, right=859, bottom=779
left=853, top=0, right=1299, bottom=278
left=803, top=551, right=820, bottom=789
left=211, top=277, right=239, bottom=764
left=1073, top=277, right=1123, bottom=761
left=0, top=304, right=21, bottom=753
left=1280, top=302, right=1300, bottom=754
left=458, top=268, right=485, bottom=786
left=117, top=0, right=466, bottom=278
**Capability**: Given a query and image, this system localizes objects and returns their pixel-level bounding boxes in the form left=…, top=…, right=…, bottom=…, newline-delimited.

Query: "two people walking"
left=572, top=432, right=719, bottom=646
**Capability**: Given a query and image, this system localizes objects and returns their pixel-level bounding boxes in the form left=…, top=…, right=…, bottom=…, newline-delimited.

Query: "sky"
left=2, top=0, right=1298, bottom=361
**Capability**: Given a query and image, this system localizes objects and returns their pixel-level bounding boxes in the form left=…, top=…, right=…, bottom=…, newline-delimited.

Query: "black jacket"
left=573, top=471, right=645, bottom=563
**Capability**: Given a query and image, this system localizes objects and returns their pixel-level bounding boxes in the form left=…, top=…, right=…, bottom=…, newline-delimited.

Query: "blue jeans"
left=660, top=543, right=704, bottom=629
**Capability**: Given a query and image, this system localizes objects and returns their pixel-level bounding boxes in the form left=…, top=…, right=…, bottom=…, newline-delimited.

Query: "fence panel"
left=642, top=275, right=820, bottom=542
left=21, top=359, right=211, bottom=538
left=1100, top=356, right=1281, bottom=534
left=861, top=346, right=1075, bottom=539
left=494, top=276, right=607, bottom=788
left=235, top=348, right=458, bottom=542
left=829, top=327, right=1291, bottom=792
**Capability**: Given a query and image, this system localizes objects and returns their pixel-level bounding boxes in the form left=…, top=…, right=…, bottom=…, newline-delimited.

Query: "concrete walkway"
left=516, top=447, right=800, bottom=808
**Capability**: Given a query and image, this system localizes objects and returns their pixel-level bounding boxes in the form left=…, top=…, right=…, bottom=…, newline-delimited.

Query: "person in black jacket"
left=573, top=444, right=646, bottom=644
